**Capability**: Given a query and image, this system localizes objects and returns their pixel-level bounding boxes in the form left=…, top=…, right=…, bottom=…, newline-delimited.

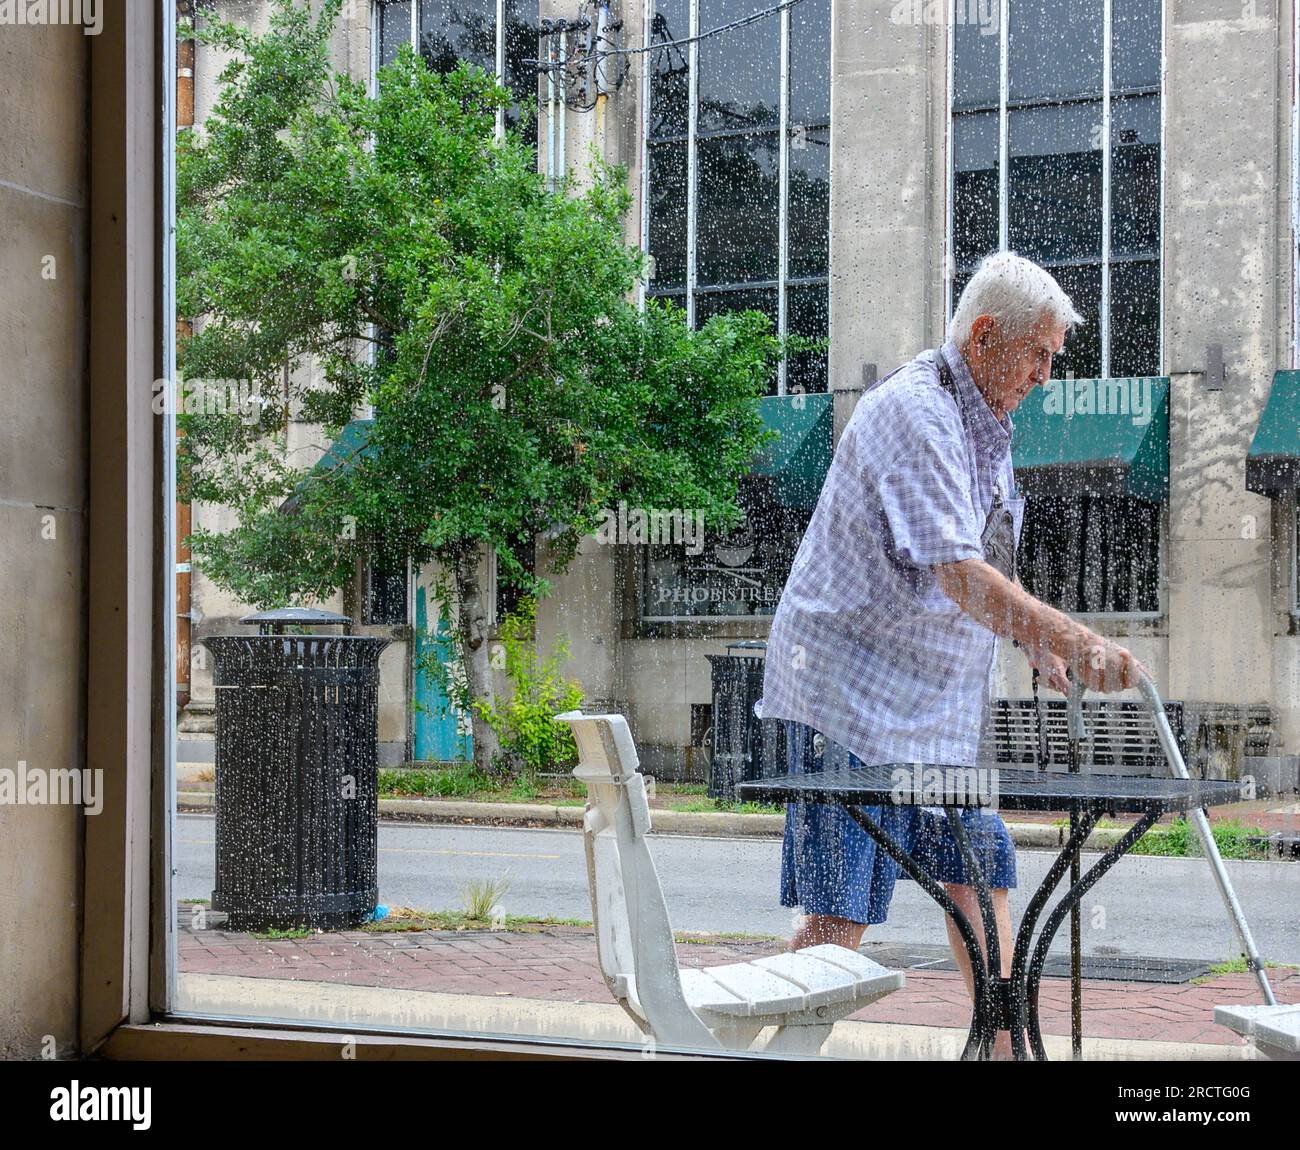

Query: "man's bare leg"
left=790, top=913, right=867, bottom=951
left=942, top=884, right=1026, bottom=1059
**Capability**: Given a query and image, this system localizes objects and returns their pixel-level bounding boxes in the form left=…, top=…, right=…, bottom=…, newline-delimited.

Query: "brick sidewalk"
left=177, top=906, right=1299, bottom=1048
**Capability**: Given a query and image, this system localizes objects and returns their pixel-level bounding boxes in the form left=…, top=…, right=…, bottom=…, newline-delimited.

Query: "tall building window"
left=644, top=0, right=831, bottom=394
left=377, top=0, right=538, bottom=136
left=950, top=0, right=1161, bottom=379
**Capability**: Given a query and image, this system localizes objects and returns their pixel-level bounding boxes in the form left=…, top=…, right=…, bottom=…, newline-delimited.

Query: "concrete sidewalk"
left=174, top=902, right=1299, bottom=1059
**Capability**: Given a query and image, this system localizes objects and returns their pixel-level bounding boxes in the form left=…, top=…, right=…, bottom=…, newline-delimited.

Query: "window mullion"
left=1100, top=0, right=1113, bottom=377
left=777, top=4, right=790, bottom=394
left=686, top=0, right=699, bottom=328
left=496, top=0, right=506, bottom=143
left=998, top=0, right=1009, bottom=251
left=638, top=0, right=653, bottom=310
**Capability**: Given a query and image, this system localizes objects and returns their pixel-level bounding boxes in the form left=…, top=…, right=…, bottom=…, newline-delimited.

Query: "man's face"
left=965, top=311, right=1068, bottom=417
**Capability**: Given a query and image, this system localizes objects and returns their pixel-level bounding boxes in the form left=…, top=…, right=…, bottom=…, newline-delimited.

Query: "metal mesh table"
left=738, top=765, right=1245, bottom=1060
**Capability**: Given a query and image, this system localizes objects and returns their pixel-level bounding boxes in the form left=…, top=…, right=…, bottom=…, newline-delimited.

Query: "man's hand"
left=934, top=558, right=1148, bottom=694
left=1028, top=649, right=1070, bottom=694
left=1072, top=635, right=1146, bottom=693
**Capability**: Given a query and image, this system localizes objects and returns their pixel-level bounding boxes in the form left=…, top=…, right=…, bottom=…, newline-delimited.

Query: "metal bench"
left=982, top=698, right=1188, bottom=774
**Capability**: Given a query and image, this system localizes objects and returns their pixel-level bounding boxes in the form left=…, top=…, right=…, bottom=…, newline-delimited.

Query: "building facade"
left=184, top=0, right=1300, bottom=782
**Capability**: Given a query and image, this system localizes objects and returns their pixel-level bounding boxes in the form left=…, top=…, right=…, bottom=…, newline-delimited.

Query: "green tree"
left=178, top=0, right=786, bottom=771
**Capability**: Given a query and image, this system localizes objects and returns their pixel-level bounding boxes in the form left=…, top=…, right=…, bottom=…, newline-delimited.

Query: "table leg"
left=1024, top=809, right=1161, bottom=1060
left=842, top=803, right=990, bottom=1061
left=943, top=807, right=1005, bottom=1060
left=1007, top=806, right=1101, bottom=1061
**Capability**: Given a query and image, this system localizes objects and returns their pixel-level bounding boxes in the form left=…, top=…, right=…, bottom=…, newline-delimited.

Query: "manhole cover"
left=861, top=942, right=1213, bottom=984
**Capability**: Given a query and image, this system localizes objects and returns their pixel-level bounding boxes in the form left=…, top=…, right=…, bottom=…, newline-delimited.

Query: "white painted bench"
left=1214, top=1004, right=1300, bottom=1061
left=556, top=710, right=904, bottom=1055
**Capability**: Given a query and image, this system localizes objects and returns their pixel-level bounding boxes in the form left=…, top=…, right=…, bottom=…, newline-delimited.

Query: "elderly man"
left=760, top=251, right=1145, bottom=1058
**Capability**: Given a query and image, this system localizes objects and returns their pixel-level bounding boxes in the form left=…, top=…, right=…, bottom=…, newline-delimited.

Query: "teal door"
left=413, top=584, right=472, bottom=762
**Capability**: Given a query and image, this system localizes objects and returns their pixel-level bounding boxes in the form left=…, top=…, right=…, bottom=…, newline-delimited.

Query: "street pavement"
left=174, top=813, right=1300, bottom=965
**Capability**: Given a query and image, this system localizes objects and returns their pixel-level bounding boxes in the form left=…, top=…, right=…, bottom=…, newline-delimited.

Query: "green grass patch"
left=1132, top=818, right=1271, bottom=860
left=361, top=907, right=591, bottom=933
left=672, top=797, right=784, bottom=815
left=1191, top=957, right=1296, bottom=985
left=249, top=925, right=312, bottom=940
left=379, top=763, right=584, bottom=803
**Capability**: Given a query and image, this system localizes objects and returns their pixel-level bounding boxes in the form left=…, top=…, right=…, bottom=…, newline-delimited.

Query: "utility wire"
left=617, top=0, right=807, bottom=56
left=531, top=0, right=807, bottom=68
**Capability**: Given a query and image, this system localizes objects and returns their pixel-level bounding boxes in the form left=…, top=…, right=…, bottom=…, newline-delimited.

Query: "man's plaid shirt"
left=760, top=340, right=1024, bottom=767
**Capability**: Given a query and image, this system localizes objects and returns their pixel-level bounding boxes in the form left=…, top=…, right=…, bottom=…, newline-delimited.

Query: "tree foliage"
left=178, top=0, right=788, bottom=767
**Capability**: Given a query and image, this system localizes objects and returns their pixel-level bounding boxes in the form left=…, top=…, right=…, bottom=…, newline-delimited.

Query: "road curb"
left=175, top=790, right=1144, bottom=848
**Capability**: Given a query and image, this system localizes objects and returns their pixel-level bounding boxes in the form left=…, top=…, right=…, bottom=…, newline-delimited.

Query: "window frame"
left=944, top=0, right=1166, bottom=380
left=640, top=0, right=831, bottom=395
left=374, top=0, right=520, bottom=142
left=83, top=0, right=749, bottom=1064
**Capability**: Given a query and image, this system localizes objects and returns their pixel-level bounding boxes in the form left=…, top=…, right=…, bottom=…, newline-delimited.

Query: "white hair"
left=946, top=251, right=1083, bottom=349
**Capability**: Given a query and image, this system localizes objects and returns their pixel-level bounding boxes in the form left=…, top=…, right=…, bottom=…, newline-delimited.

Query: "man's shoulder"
left=844, top=351, right=965, bottom=458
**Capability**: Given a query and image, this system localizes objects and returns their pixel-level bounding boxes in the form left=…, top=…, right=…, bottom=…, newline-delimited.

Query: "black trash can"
left=706, top=641, right=786, bottom=801
left=202, top=608, right=390, bottom=932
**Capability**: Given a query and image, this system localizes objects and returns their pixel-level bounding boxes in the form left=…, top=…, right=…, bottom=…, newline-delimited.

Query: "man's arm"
left=933, top=558, right=1144, bottom=693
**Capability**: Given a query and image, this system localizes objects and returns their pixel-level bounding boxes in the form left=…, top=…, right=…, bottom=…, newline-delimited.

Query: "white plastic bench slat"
left=683, top=963, right=808, bottom=1016
left=797, top=944, right=896, bottom=983
left=679, top=968, right=748, bottom=1011
left=751, top=952, right=858, bottom=1004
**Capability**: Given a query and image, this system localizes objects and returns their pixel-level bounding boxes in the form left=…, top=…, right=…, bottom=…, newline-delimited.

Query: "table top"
left=736, top=763, right=1245, bottom=814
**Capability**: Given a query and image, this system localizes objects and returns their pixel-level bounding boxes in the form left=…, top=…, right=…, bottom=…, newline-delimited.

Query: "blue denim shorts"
left=779, top=721, right=1017, bottom=926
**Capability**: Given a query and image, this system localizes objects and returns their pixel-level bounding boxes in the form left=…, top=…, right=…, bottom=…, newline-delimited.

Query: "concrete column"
left=1163, top=2, right=1280, bottom=706
left=828, top=0, right=946, bottom=443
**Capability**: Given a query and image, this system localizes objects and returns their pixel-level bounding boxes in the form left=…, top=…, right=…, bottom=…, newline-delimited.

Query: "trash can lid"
left=725, top=640, right=767, bottom=655
left=240, top=607, right=352, bottom=633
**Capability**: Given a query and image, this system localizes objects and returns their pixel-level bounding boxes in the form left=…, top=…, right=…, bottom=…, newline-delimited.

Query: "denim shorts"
left=779, top=721, right=1017, bottom=926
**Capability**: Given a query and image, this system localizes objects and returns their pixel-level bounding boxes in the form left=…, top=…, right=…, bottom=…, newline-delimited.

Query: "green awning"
left=750, top=391, right=833, bottom=510
left=1011, top=377, right=1170, bottom=502
left=279, top=417, right=375, bottom=513
left=1246, top=371, right=1300, bottom=494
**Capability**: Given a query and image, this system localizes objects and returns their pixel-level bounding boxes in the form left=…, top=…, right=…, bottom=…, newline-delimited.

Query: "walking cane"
left=1136, top=671, right=1278, bottom=1007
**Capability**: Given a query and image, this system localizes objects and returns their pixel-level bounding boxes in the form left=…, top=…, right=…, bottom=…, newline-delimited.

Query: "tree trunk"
left=451, top=546, right=503, bottom=774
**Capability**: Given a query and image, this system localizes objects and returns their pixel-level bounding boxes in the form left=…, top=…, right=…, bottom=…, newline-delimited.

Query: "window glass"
left=789, top=0, right=831, bottom=125
left=1008, top=101, right=1104, bottom=264
left=952, top=110, right=998, bottom=271
left=952, top=10, right=999, bottom=112
left=1111, top=0, right=1161, bottom=93
left=1008, top=0, right=1104, bottom=103
left=696, top=133, right=781, bottom=286
left=697, top=0, right=781, bottom=133
left=649, top=0, right=690, bottom=139
left=379, top=0, right=413, bottom=68
left=787, top=126, right=831, bottom=279
left=1018, top=493, right=1161, bottom=613
left=647, top=141, right=689, bottom=288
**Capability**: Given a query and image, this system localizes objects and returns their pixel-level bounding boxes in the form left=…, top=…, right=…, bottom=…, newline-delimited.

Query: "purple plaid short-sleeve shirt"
left=760, top=340, right=1023, bottom=767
